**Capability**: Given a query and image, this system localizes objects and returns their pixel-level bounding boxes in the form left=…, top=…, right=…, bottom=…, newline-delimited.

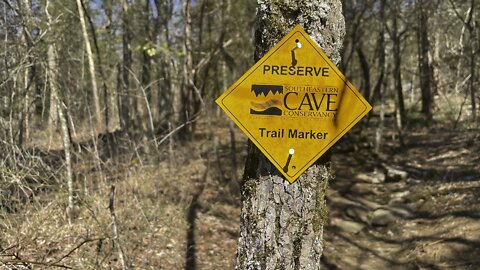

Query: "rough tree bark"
left=236, top=1, right=345, bottom=269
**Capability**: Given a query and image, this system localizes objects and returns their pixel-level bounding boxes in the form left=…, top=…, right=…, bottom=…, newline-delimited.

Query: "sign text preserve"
left=216, top=25, right=372, bottom=183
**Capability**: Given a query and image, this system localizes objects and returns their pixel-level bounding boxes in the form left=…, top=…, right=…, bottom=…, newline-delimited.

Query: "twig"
left=454, top=75, right=472, bottom=129
left=126, top=67, right=161, bottom=149
left=4, top=251, right=73, bottom=269
left=0, top=243, right=18, bottom=254
left=50, top=237, right=105, bottom=264
left=2, top=259, right=73, bottom=269
left=189, top=78, right=205, bottom=110
left=156, top=117, right=200, bottom=146
left=109, top=185, right=128, bottom=270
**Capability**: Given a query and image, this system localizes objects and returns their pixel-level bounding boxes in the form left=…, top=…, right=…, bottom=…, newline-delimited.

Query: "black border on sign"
left=219, top=27, right=370, bottom=182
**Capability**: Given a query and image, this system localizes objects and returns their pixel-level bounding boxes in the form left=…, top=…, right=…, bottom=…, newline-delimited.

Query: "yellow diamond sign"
left=216, top=25, right=372, bottom=183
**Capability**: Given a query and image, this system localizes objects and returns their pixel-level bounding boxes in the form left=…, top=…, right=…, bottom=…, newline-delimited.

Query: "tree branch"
left=50, top=237, right=106, bottom=264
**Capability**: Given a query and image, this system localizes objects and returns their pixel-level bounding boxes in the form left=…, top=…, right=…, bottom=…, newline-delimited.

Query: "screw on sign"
left=217, top=25, right=371, bottom=183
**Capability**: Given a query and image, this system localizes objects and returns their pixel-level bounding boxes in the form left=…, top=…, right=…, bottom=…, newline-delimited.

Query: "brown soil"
left=322, top=127, right=480, bottom=270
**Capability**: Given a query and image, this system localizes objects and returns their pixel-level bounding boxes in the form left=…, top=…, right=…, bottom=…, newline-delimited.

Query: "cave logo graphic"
left=249, top=84, right=283, bottom=116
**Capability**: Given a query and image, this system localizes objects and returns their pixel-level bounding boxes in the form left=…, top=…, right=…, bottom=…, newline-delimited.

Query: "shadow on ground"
left=322, top=128, right=480, bottom=270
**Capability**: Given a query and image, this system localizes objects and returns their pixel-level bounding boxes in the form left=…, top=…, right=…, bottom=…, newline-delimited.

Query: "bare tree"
left=120, top=0, right=133, bottom=131
left=76, top=0, right=102, bottom=130
left=449, top=0, right=477, bottom=124
left=391, top=0, right=406, bottom=129
left=45, top=0, right=75, bottom=221
left=417, top=0, right=436, bottom=122
left=374, top=0, right=387, bottom=153
left=17, top=0, right=36, bottom=145
left=153, top=0, right=174, bottom=125
left=178, top=0, right=194, bottom=140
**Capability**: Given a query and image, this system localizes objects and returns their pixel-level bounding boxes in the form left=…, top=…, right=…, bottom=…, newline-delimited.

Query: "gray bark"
left=392, top=0, right=405, bottom=129
left=18, top=0, right=35, bottom=145
left=120, top=0, right=133, bottom=130
left=236, top=1, right=345, bottom=269
left=45, top=0, right=74, bottom=220
left=448, top=0, right=477, bottom=125
left=76, top=0, right=102, bottom=130
left=179, top=0, right=194, bottom=140
left=374, top=0, right=387, bottom=154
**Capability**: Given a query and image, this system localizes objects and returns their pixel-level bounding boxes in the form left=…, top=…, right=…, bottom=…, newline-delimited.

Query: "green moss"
left=241, top=178, right=257, bottom=200
left=292, top=234, right=302, bottom=267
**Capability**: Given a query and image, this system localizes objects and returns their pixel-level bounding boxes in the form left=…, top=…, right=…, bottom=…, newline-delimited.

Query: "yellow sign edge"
left=216, top=25, right=372, bottom=183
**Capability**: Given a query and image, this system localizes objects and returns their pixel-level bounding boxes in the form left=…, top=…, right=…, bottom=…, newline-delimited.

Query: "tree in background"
left=45, top=0, right=74, bottom=221
left=76, top=0, right=102, bottom=130
left=416, top=0, right=436, bottom=122
left=448, top=0, right=478, bottom=124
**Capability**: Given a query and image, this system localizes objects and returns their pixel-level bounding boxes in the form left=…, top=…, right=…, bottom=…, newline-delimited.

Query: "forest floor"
left=1, top=118, right=479, bottom=269
left=322, top=126, right=480, bottom=270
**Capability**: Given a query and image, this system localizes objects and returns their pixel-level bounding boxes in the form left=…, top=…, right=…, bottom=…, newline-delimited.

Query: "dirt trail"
left=322, top=128, right=480, bottom=269
left=184, top=125, right=480, bottom=269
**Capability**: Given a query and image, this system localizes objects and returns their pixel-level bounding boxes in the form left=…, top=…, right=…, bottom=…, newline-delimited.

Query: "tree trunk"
left=374, top=0, right=387, bottom=153
left=18, top=0, right=35, bottom=146
left=45, top=0, right=74, bottom=220
left=392, top=0, right=405, bottom=129
left=356, top=44, right=370, bottom=102
left=153, top=0, right=174, bottom=125
left=236, top=1, right=345, bottom=269
left=178, top=0, right=194, bottom=140
left=469, top=42, right=477, bottom=124
left=468, top=0, right=477, bottom=124
left=417, top=0, right=435, bottom=122
left=76, top=0, right=102, bottom=130
left=372, top=0, right=386, bottom=104
left=100, top=0, right=121, bottom=134
left=448, top=0, right=477, bottom=124
left=120, top=0, right=133, bottom=131
left=83, top=1, right=117, bottom=133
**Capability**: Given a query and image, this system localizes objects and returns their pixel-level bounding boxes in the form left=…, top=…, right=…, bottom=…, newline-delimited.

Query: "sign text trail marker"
left=216, top=25, right=372, bottom=183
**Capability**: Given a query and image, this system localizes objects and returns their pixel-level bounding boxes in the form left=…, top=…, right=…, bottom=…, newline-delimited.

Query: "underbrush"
left=0, top=119, right=241, bottom=269
left=1, top=161, right=202, bottom=269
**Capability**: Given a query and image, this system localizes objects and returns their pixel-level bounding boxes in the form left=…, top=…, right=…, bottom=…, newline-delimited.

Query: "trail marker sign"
left=216, top=25, right=372, bottom=183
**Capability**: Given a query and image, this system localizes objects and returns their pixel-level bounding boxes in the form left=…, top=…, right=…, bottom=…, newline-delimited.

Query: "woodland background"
left=0, top=0, right=479, bottom=269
